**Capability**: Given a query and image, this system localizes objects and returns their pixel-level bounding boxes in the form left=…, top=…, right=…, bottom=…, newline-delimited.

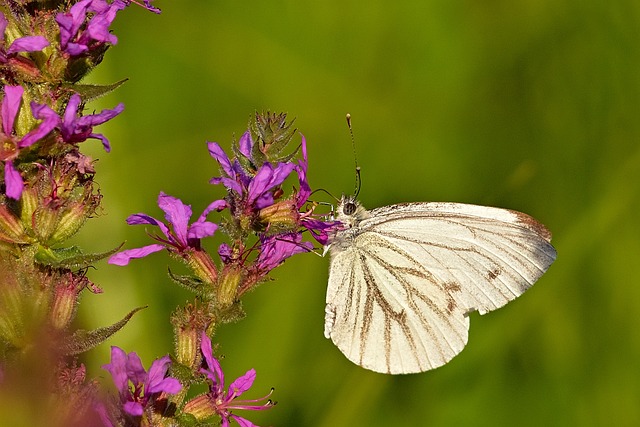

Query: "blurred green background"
left=75, top=1, right=639, bottom=426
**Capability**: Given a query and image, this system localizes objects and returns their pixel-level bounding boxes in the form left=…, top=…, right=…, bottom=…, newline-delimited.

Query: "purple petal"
left=61, top=94, right=81, bottom=133
left=125, top=213, right=172, bottom=241
left=4, top=161, right=24, bottom=200
left=238, top=131, right=253, bottom=159
left=218, top=243, right=232, bottom=264
left=88, top=132, right=112, bottom=152
left=254, top=192, right=274, bottom=210
left=126, top=212, right=163, bottom=226
left=19, top=102, right=60, bottom=147
left=107, top=244, right=165, bottom=265
left=7, top=36, right=50, bottom=55
left=302, top=218, right=342, bottom=245
left=229, top=369, right=256, bottom=398
left=55, top=14, right=74, bottom=50
left=231, top=415, right=258, bottom=427
left=154, top=377, right=181, bottom=394
left=76, top=102, right=124, bottom=127
left=257, top=234, right=312, bottom=271
left=125, top=352, right=147, bottom=387
left=247, top=162, right=296, bottom=206
left=157, top=192, right=191, bottom=245
left=208, top=142, right=235, bottom=176
left=102, top=346, right=129, bottom=395
left=86, top=1, right=124, bottom=45
left=147, top=356, right=182, bottom=394
left=89, top=0, right=112, bottom=13
left=295, top=135, right=311, bottom=207
left=55, top=0, right=92, bottom=50
left=123, top=401, right=144, bottom=416
left=187, top=221, right=217, bottom=240
left=2, top=85, right=23, bottom=134
left=64, top=42, right=89, bottom=56
left=200, top=333, right=224, bottom=391
left=210, top=176, right=243, bottom=194
left=196, top=199, right=227, bottom=223
left=93, top=401, right=115, bottom=427
left=142, top=0, right=162, bottom=14
left=0, top=13, right=7, bottom=41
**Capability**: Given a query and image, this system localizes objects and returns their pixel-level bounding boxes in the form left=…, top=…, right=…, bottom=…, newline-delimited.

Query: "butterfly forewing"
left=325, top=200, right=556, bottom=374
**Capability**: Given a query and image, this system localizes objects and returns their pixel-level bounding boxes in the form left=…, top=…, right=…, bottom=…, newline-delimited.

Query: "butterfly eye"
left=343, top=202, right=357, bottom=216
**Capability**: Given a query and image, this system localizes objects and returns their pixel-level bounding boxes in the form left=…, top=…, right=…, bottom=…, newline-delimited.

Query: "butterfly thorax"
left=325, top=196, right=371, bottom=252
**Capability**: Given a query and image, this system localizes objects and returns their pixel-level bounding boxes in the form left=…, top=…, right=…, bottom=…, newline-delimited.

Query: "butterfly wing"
left=325, top=202, right=556, bottom=374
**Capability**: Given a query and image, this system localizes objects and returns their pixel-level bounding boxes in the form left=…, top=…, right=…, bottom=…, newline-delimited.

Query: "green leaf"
left=62, top=306, right=146, bottom=355
left=168, top=268, right=210, bottom=296
left=62, top=78, right=128, bottom=103
left=34, top=243, right=123, bottom=269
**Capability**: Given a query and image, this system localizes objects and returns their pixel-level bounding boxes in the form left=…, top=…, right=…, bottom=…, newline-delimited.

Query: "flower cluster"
left=1, top=2, right=163, bottom=426
left=0, top=13, right=49, bottom=64
left=102, top=347, right=182, bottom=421
left=182, top=333, right=274, bottom=427
left=1, top=84, right=123, bottom=199
left=1, top=2, right=337, bottom=427
left=109, top=113, right=339, bottom=305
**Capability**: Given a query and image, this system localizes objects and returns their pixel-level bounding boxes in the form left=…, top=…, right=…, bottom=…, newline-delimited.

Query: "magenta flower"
left=59, top=93, right=124, bottom=152
left=108, top=192, right=226, bottom=265
left=102, top=347, right=182, bottom=417
left=1, top=85, right=58, bottom=199
left=0, top=12, right=50, bottom=63
left=184, top=333, right=274, bottom=427
left=125, top=0, right=162, bottom=14
left=210, top=131, right=340, bottom=247
left=56, top=0, right=126, bottom=56
left=208, top=132, right=296, bottom=211
left=291, top=135, right=342, bottom=244
left=256, top=233, right=313, bottom=272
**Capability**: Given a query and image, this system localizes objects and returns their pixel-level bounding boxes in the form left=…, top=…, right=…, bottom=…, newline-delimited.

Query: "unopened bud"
left=0, top=203, right=27, bottom=243
left=258, top=199, right=299, bottom=232
left=217, top=265, right=243, bottom=309
left=50, top=275, right=85, bottom=330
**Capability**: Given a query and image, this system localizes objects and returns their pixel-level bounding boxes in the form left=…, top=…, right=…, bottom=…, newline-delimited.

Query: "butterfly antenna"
left=346, top=113, right=362, bottom=197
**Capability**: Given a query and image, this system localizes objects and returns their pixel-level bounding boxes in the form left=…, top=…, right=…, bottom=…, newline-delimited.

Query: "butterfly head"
left=336, top=195, right=370, bottom=227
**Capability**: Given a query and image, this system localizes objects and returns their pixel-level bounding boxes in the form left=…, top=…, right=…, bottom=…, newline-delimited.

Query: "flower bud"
left=19, top=186, right=37, bottom=225
left=50, top=274, right=86, bottom=330
left=258, top=199, right=299, bottom=232
left=183, top=395, right=216, bottom=420
left=49, top=201, right=88, bottom=244
left=217, top=265, right=243, bottom=309
left=0, top=203, right=27, bottom=244
left=171, top=304, right=210, bottom=368
left=32, top=205, right=59, bottom=242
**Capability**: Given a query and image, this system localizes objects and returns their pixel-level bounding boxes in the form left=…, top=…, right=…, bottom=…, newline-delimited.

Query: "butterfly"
left=323, top=195, right=556, bottom=374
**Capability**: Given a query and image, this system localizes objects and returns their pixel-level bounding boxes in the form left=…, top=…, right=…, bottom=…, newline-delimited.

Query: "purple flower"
left=59, top=93, right=124, bottom=152
left=294, top=135, right=312, bottom=208
left=1, top=85, right=58, bottom=199
left=256, top=234, right=313, bottom=272
left=102, top=347, right=181, bottom=417
left=0, top=12, right=50, bottom=63
left=209, top=132, right=296, bottom=211
left=125, top=0, right=162, bottom=14
left=108, top=192, right=226, bottom=265
left=184, top=333, right=274, bottom=427
left=56, top=0, right=126, bottom=56
left=210, top=131, right=340, bottom=247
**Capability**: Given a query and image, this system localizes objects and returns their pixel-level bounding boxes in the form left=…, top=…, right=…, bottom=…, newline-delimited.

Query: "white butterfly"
left=323, top=196, right=556, bottom=374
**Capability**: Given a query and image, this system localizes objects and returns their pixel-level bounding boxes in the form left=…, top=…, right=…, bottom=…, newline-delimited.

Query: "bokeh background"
left=75, top=1, right=639, bottom=426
